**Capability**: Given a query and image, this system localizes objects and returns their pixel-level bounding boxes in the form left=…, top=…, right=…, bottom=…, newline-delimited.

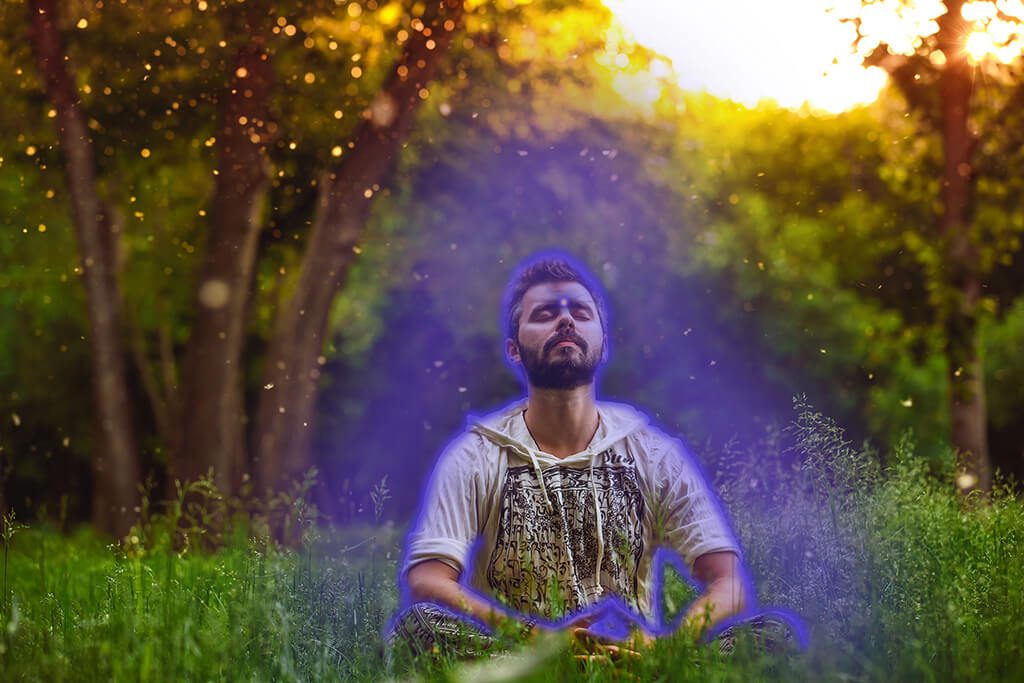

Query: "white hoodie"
left=403, top=399, right=740, bottom=621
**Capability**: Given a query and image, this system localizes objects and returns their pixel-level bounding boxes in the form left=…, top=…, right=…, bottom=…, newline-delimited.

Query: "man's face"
left=508, top=281, right=606, bottom=390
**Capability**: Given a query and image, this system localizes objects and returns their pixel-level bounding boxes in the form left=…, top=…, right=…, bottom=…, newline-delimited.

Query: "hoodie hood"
left=468, top=399, right=649, bottom=467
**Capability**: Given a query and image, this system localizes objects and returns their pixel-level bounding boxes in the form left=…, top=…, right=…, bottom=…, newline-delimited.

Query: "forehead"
left=520, top=281, right=596, bottom=311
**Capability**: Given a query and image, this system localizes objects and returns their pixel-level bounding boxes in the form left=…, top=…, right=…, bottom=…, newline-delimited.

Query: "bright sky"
left=603, top=0, right=890, bottom=113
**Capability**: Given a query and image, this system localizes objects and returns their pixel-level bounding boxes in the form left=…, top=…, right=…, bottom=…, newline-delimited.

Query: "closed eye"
left=530, top=302, right=594, bottom=321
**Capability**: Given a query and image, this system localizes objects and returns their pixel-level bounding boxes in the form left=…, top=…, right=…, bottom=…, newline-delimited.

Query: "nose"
left=555, top=303, right=575, bottom=328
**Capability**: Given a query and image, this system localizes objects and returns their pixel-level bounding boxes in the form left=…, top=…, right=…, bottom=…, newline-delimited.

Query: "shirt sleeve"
left=402, top=433, right=485, bottom=577
left=645, top=432, right=741, bottom=571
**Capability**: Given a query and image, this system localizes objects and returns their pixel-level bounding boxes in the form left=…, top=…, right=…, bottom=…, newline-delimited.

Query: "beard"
left=519, top=332, right=602, bottom=390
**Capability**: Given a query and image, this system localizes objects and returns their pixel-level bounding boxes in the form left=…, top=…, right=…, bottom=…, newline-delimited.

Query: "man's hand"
left=560, top=608, right=656, bottom=666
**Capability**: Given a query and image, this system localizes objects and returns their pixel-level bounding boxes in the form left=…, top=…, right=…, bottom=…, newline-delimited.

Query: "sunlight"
left=603, top=0, right=890, bottom=112
left=855, top=0, right=943, bottom=55
left=965, top=29, right=999, bottom=61
left=603, top=0, right=1024, bottom=113
left=962, top=0, right=1024, bottom=63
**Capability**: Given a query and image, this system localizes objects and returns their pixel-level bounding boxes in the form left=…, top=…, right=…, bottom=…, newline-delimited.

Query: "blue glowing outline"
left=388, top=249, right=807, bottom=650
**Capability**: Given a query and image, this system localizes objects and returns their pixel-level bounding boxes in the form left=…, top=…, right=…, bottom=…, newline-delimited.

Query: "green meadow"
left=2, top=406, right=1021, bottom=682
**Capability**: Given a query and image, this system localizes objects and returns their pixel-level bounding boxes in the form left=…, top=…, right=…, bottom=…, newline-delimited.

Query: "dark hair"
left=503, top=253, right=609, bottom=346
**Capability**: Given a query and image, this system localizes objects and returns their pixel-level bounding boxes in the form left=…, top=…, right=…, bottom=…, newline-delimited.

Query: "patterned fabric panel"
left=486, top=449, right=645, bottom=618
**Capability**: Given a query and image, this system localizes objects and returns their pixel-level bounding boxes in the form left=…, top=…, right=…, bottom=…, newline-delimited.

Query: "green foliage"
left=3, top=403, right=1024, bottom=681
left=982, top=298, right=1024, bottom=431
left=0, top=487, right=400, bottom=681
left=713, top=401, right=1024, bottom=682
left=672, top=96, right=958, bottom=459
left=2, top=0, right=1023, bottom=528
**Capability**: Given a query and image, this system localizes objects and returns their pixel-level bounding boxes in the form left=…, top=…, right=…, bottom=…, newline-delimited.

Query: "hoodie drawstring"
left=527, top=449, right=555, bottom=512
left=527, top=445, right=605, bottom=596
left=589, top=450, right=605, bottom=596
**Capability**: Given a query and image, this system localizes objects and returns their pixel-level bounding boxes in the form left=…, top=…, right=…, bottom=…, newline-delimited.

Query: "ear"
left=506, top=338, right=522, bottom=365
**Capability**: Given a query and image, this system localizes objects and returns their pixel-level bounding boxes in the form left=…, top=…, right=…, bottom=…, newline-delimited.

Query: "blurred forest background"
left=2, top=0, right=1023, bottom=538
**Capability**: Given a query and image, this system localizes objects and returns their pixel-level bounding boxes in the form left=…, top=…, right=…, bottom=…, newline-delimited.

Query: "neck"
left=522, top=384, right=599, bottom=459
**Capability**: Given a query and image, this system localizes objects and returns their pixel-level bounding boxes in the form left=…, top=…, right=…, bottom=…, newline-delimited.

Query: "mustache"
left=544, top=332, right=587, bottom=355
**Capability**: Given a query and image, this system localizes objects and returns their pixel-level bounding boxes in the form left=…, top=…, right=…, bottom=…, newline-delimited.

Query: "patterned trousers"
left=385, top=602, right=804, bottom=668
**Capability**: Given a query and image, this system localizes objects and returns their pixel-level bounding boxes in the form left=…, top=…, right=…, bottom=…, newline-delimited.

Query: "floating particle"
left=198, top=279, right=230, bottom=309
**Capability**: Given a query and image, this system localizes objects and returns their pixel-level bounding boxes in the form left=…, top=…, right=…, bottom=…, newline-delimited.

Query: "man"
left=390, top=253, right=787, bottom=663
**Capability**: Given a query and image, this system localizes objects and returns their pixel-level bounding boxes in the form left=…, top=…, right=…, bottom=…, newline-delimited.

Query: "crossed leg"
left=386, top=602, right=805, bottom=670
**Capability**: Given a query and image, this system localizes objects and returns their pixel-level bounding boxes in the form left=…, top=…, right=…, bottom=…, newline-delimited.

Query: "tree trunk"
left=937, top=0, right=992, bottom=493
left=253, top=0, right=465, bottom=494
left=28, top=0, right=141, bottom=537
left=176, top=9, right=274, bottom=497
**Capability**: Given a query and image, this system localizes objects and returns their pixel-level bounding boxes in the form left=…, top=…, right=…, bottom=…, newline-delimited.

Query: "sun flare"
left=603, top=0, right=1024, bottom=113
left=962, top=0, right=1024, bottom=63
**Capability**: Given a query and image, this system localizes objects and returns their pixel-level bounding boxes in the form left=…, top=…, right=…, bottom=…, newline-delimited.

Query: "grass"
left=2, top=401, right=1023, bottom=681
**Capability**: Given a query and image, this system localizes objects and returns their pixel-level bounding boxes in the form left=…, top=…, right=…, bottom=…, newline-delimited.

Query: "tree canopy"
left=1, top=0, right=1022, bottom=527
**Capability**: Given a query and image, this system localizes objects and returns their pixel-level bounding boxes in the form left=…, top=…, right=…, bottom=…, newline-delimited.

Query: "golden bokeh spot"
left=956, top=472, right=978, bottom=490
left=378, top=3, right=402, bottom=27
left=369, top=92, right=397, bottom=127
left=198, top=279, right=231, bottom=309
